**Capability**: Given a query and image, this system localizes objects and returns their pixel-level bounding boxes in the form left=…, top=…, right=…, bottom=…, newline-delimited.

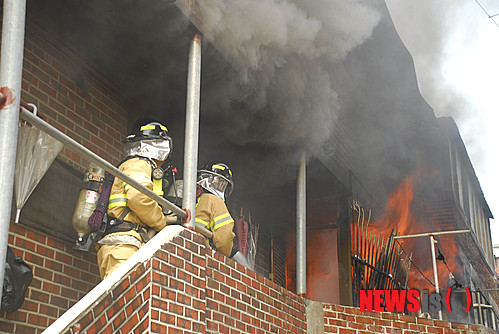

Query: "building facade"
left=0, top=0, right=496, bottom=332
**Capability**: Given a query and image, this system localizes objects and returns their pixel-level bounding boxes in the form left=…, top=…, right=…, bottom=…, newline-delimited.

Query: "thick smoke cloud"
left=384, top=1, right=471, bottom=118
left=197, top=0, right=381, bottom=154
left=384, top=0, right=492, bottom=160
left=385, top=0, right=499, bottom=228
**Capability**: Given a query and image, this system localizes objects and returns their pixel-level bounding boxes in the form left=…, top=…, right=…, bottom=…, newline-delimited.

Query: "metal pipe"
left=393, top=229, right=470, bottom=240
left=430, top=235, right=443, bottom=320
left=296, top=149, right=307, bottom=295
left=306, top=223, right=338, bottom=230
left=477, top=292, right=483, bottom=325
left=270, top=237, right=275, bottom=281
left=0, top=0, right=27, bottom=303
left=19, top=108, right=187, bottom=219
left=182, top=34, right=202, bottom=228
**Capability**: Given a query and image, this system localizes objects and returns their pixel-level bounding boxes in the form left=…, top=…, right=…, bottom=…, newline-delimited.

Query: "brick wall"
left=0, top=223, right=100, bottom=333
left=323, top=304, right=495, bottom=334
left=150, top=230, right=207, bottom=333
left=52, top=228, right=307, bottom=334
left=67, top=260, right=151, bottom=333
left=206, top=250, right=306, bottom=333
left=26, top=226, right=490, bottom=334
left=22, top=17, right=130, bottom=171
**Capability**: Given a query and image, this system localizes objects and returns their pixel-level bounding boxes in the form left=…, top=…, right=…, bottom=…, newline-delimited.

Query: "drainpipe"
left=430, top=235, right=443, bottom=320
left=182, top=34, right=202, bottom=228
left=0, top=0, right=27, bottom=303
left=296, top=149, right=307, bottom=296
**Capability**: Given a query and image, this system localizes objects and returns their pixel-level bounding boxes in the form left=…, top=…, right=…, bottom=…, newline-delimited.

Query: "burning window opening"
left=351, top=199, right=411, bottom=307
left=349, top=171, right=484, bottom=320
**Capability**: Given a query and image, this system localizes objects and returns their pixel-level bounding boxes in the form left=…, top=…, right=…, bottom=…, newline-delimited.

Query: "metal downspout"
left=296, top=149, right=307, bottom=296
left=430, top=235, right=443, bottom=320
left=0, top=0, right=27, bottom=303
left=182, top=34, right=202, bottom=228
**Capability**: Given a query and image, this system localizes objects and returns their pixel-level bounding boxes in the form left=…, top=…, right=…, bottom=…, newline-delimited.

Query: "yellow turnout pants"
left=97, top=243, right=139, bottom=280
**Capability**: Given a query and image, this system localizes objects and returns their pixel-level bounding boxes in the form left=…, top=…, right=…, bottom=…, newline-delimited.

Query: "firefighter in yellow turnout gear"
left=97, top=119, right=176, bottom=279
left=195, top=163, right=236, bottom=258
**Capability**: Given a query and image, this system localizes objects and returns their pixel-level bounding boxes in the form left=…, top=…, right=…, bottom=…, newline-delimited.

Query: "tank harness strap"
left=101, top=207, right=130, bottom=236
left=103, top=220, right=153, bottom=242
left=152, top=178, right=164, bottom=196
left=102, top=207, right=155, bottom=241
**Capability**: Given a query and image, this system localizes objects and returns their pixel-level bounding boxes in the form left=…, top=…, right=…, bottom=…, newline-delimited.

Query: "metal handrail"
left=20, top=107, right=186, bottom=217
left=19, top=107, right=214, bottom=239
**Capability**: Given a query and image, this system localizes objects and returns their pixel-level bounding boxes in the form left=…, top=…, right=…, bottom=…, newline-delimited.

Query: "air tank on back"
left=71, top=163, right=105, bottom=246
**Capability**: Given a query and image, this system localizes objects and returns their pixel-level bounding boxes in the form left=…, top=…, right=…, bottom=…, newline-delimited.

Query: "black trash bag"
left=1, top=246, right=33, bottom=312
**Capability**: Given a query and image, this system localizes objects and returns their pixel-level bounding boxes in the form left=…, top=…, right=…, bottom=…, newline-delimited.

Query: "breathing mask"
left=124, top=138, right=172, bottom=162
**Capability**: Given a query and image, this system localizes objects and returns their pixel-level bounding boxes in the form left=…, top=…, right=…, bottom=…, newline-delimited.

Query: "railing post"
left=296, top=149, right=307, bottom=296
left=430, top=235, right=443, bottom=320
left=337, top=194, right=353, bottom=305
left=0, top=0, right=27, bottom=302
left=182, top=34, right=202, bottom=228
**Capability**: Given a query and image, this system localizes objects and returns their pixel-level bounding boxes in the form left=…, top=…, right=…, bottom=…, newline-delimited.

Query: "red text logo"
left=359, top=289, right=471, bottom=313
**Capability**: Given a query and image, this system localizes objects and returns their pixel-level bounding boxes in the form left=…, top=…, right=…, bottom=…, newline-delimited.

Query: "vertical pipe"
left=270, top=237, right=275, bottom=281
left=492, top=307, right=497, bottom=330
left=0, top=0, right=27, bottom=303
left=338, top=175, right=353, bottom=305
left=296, top=149, right=307, bottom=296
left=430, top=235, right=442, bottom=320
left=182, top=34, right=202, bottom=228
left=269, top=223, right=275, bottom=281
left=477, top=292, right=483, bottom=325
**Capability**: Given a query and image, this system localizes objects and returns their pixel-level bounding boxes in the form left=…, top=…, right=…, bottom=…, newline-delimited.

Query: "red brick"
left=15, top=238, right=36, bottom=253
left=381, top=312, right=399, bottom=320
left=0, top=321, right=15, bottom=332
left=328, top=318, right=347, bottom=327
left=13, top=324, right=36, bottom=334
left=134, top=316, right=149, bottom=333
left=434, top=320, right=451, bottom=328
left=117, top=312, right=138, bottom=333
left=393, top=321, right=409, bottom=329
left=451, top=322, right=467, bottom=329
left=56, top=251, right=73, bottom=265
left=409, top=323, right=426, bottom=331
left=427, top=327, right=445, bottom=334
left=338, top=328, right=356, bottom=334
left=42, top=281, right=61, bottom=294
left=356, top=316, right=374, bottom=324
left=27, top=313, right=48, bottom=327
left=111, top=309, right=127, bottom=330
left=30, top=290, right=50, bottom=304
left=348, top=321, right=366, bottom=330
left=61, top=287, right=79, bottom=300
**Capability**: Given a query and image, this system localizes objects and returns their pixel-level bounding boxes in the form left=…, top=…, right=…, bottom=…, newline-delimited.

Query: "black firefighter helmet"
left=124, top=118, right=169, bottom=143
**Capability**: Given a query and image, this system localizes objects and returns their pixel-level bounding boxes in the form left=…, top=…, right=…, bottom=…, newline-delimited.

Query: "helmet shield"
left=124, top=138, right=172, bottom=161
left=197, top=165, right=234, bottom=200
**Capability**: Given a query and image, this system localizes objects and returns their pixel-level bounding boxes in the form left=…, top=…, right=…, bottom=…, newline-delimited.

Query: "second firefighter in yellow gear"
left=97, top=119, right=175, bottom=279
left=195, top=163, right=235, bottom=257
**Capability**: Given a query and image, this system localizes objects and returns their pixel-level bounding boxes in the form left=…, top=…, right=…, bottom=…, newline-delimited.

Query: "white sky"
left=384, top=0, right=499, bottom=250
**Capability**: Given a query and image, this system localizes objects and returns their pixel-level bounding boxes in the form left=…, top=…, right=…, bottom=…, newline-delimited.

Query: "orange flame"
left=370, top=171, right=462, bottom=291
left=285, top=170, right=462, bottom=302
